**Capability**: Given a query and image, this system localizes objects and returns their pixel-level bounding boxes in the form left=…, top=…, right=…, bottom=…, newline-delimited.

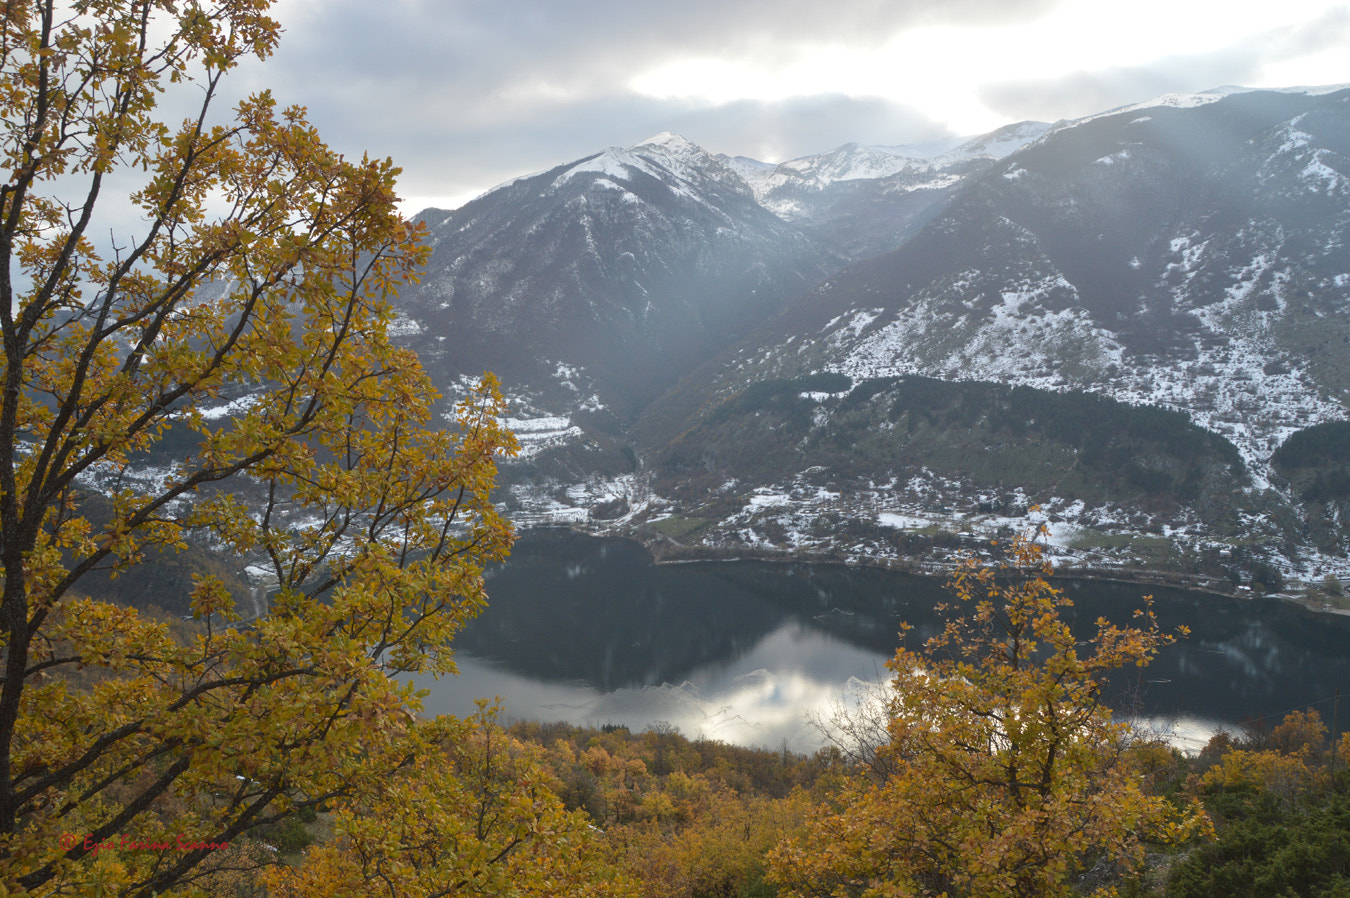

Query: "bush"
left=1168, top=791, right=1350, bottom=898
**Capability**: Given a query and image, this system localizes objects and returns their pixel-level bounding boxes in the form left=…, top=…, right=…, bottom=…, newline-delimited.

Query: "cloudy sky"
left=232, top=0, right=1350, bottom=215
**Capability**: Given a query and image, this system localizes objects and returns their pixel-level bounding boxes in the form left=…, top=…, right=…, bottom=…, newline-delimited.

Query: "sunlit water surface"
left=414, top=530, right=1350, bottom=754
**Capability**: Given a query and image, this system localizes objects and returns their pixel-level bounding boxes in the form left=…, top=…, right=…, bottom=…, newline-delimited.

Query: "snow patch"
left=878, top=513, right=931, bottom=530
left=503, top=416, right=584, bottom=458
left=199, top=394, right=260, bottom=420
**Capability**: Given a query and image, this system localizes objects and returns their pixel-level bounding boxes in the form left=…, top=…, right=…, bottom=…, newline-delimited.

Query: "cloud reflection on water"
left=417, top=620, right=892, bottom=752
left=417, top=624, right=1237, bottom=756
left=412, top=532, right=1350, bottom=758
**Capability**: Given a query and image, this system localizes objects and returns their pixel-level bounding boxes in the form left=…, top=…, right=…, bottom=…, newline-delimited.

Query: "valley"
left=109, top=84, right=1350, bottom=595
left=389, top=85, right=1350, bottom=593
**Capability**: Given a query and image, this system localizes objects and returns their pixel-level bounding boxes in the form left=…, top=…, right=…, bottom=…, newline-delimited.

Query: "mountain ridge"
left=304, top=85, right=1350, bottom=587
left=398, top=133, right=841, bottom=419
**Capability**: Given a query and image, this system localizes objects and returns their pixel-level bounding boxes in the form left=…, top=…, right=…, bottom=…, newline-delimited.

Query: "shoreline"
left=618, top=523, right=1239, bottom=594
left=524, top=521, right=1350, bottom=616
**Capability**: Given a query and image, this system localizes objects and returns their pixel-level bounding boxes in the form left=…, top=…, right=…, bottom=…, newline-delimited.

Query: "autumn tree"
left=264, top=703, right=639, bottom=898
left=1169, top=709, right=1350, bottom=897
left=0, top=1, right=517, bottom=895
left=768, top=532, right=1207, bottom=898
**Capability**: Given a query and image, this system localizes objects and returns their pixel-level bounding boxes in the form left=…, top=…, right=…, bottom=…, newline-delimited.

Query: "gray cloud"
left=230, top=0, right=988, bottom=205
left=257, top=0, right=1061, bottom=117
left=978, top=9, right=1350, bottom=124
left=220, top=0, right=1346, bottom=210
left=1260, top=6, right=1350, bottom=73
left=272, top=0, right=1062, bottom=72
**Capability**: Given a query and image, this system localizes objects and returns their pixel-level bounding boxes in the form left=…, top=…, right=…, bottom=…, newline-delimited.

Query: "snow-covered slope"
left=631, top=86, right=1350, bottom=579
left=717, top=122, right=1050, bottom=260
left=401, top=133, right=839, bottom=419
left=939, top=120, right=1055, bottom=163
left=709, top=88, right=1350, bottom=475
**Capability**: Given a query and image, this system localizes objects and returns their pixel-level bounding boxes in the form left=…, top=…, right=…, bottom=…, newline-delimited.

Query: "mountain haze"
left=400, top=133, right=839, bottom=418
left=390, top=85, right=1350, bottom=585
left=694, top=87, right=1350, bottom=474
left=721, top=121, right=1049, bottom=261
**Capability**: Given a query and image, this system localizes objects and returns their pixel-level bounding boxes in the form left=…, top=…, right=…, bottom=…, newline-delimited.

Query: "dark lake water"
left=415, top=529, right=1350, bottom=752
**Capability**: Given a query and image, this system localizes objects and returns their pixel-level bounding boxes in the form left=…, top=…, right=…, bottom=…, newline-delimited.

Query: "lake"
left=415, top=529, right=1350, bottom=753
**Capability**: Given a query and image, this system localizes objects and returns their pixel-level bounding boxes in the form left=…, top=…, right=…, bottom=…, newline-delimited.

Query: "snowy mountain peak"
left=941, top=121, right=1051, bottom=162
left=630, top=132, right=723, bottom=172
left=538, top=132, right=755, bottom=205
left=779, top=142, right=920, bottom=185
left=727, top=122, right=1052, bottom=206
left=633, top=131, right=700, bottom=152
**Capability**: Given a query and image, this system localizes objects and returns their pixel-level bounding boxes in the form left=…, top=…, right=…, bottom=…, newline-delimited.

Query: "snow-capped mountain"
left=701, top=87, right=1350, bottom=478
left=386, top=85, right=1350, bottom=582
left=727, top=121, right=1049, bottom=200
left=719, top=122, right=1050, bottom=260
left=400, top=123, right=1058, bottom=423
left=629, top=82, right=1350, bottom=575
left=400, top=132, right=839, bottom=420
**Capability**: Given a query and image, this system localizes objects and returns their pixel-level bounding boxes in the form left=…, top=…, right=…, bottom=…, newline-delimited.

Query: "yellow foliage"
left=1270, top=708, right=1329, bottom=759
left=264, top=705, right=638, bottom=898
left=501, top=721, right=825, bottom=898
left=0, top=3, right=518, bottom=895
left=1194, top=709, right=1339, bottom=804
left=1200, top=749, right=1319, bottom=799
left=769, top=532, right=1207, bottom=898
left=614, top=787, right=814, bottom=898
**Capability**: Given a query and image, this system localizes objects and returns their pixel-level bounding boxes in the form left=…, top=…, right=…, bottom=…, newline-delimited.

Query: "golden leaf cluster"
left=769, top=533, right=1209, bottom=898
left=0, top=2, right=534, bottom=895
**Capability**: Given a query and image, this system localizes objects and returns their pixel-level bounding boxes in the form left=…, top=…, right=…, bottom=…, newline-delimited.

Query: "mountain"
left=371, top=85, right=1350, bottom=584
left=720, top=121, right=1050, bottom=261
left=622, top=86, right=1350, bottom=582
left=396, top=132, right=839, bottom=422
left=687, top=87, right=1350, bottom=472
left=398, top=125, right=1056, bottom=432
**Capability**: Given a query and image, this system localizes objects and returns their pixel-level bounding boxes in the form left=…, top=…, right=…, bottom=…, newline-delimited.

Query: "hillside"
left=109, top=85, right=1350, bottom=588
left=606, top=87, right=1350, bottom=584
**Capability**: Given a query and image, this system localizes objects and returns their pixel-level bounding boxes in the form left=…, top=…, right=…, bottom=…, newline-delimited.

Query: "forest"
left=656, top=374, right=1250, bottom=531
